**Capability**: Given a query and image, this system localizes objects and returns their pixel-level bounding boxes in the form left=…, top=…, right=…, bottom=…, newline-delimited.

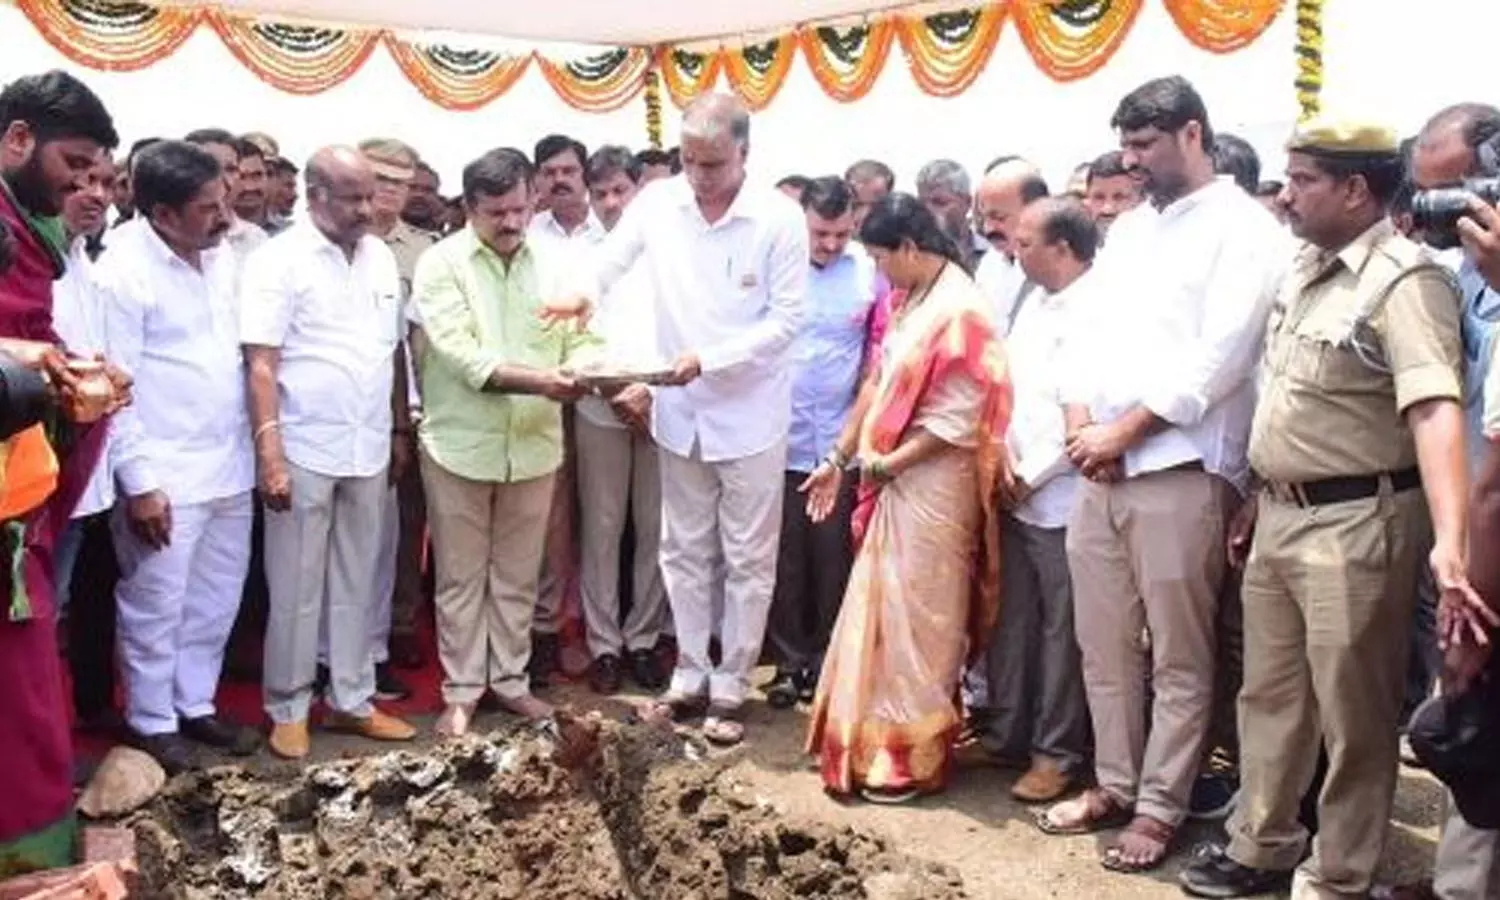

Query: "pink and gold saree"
left=807, top=263, right=1010, bottom=797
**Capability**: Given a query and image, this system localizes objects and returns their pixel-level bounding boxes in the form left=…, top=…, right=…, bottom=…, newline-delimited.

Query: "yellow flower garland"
left=1294, top=0, right=1323, bottom=120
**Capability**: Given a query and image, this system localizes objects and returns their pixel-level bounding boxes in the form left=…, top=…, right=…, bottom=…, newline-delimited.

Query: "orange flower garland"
left=1163, top=0, right=1285, bottom=52
left=384, top=35, right=530, bottom=111
left=895, top=7, right=1007, bottom=98
left=722, top=37, right=797, bottom=111
left=17, top=0, right=200, bottom=72
left=800, top=21, right=896, bottom=103
left=536, top=47, right=651, bottom=112
left=658, top=45, right=723, bottom=108
left=1012, top=0, right=1146, bottom=82
left=208, top=13, right=378, bottom=95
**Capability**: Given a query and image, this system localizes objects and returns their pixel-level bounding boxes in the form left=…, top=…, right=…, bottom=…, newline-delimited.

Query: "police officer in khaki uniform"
left=1182, top=121, right=1479, bottom=898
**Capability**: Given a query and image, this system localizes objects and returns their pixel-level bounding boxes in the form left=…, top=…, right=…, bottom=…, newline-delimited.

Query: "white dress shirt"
left=1007, top=278, right=1086, bottom=529
left=239, top=223, right=404, bottom=479
left=529, top=208, right=606, bottom=247
left=590, top=176, right=809, bottom=462
left=1061, top=178, right=1287, bottom=492
left=52, top=236, right=116, bottom=518
left=975, top=250, right=1030, bottom=337
left=573, top=259, right=664, bottom=431
left=96, top=220, right=254, bottom=506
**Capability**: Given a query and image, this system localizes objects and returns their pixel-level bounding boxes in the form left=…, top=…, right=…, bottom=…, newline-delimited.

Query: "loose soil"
left=122, top=717, right=967, bottom=900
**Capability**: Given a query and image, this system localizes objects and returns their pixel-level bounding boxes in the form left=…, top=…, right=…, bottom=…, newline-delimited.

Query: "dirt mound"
left=123, top=720, right=967, bottom=899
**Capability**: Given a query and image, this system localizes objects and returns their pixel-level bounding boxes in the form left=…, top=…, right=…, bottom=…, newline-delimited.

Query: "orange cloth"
left=0, top=425, right=59, bottom=522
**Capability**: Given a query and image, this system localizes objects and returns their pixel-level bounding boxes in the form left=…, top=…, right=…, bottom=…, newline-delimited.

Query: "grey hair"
left=681, top=93, right=750, bottom=148
left=916, top=159, right=971, bottom=197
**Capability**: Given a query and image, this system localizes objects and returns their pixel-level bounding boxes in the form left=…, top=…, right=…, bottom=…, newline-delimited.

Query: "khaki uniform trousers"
left=1225, top=485, right=1428, bottom=898
left=421, top=449, right=556, bottom=704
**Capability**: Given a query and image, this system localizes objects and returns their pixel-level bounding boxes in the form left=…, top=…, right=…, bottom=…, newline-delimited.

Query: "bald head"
left=1412, top=102, right=1500, bottom=189
left=975, top=160, right=1049, bottom=256
left=306, top=145, right=374, bottom=249
left=1014, top=197, right=1098, bottom=293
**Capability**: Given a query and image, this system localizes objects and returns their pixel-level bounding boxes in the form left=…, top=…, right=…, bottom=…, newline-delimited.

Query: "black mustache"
left=984, top=231, right=1006, bottom=244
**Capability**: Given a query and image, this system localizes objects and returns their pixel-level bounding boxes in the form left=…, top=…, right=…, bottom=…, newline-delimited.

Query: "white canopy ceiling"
left=153, top=0, right=946, bottom=46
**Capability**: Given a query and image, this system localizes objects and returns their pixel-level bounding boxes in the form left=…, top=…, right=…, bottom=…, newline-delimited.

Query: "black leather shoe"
left=627, top=648, right=666, bottom=692
left=1179, top=843, right=1294, bottom=898
left=128, top=731, right=194, bottom=775
left=180, top=715, right=261, bottom=757
left=528, top=632, right=560, bottom=690
left=589, top=653, right=623, bottom=695
left=765, top=671, right=800, bottom=710
left=797, top=669, right=818, bottom=704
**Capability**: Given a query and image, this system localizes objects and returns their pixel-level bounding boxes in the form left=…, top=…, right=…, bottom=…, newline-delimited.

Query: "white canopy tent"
left=1, top=0, right=1496, bottom=194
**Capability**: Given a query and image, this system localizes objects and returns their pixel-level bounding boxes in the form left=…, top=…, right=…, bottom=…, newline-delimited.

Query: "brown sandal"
left=1034, top=788, right=1132, bottom=836
left=1100, top=814, right=1175, bottom=873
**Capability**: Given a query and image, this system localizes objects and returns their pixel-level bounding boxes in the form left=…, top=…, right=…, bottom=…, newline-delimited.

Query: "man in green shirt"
left=412, top=147, right=590, bottom=736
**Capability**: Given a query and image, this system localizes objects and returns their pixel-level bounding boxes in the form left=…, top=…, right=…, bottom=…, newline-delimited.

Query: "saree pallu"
left=807, top=264, right=1011, bottom=796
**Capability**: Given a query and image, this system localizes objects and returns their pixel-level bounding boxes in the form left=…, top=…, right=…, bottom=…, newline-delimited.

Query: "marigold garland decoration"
left=1012, top=0, right=1144, bottom=82
left=17, top=0, right=200, bottom=71
left=536, top=47, right=650, bottom=112
left=801, top=22, right=896, bottom=103
left=209, top=14, right=378, bottom=95
left=722, top=37, right=797, bottom=111
left=643, top=64, right=664, bottom=148
left=1294, top=0, right=1322, bottom=120
left=896, top=8, right=1007, bottom=97
left=14, top=0, right=1290, bottom=111
left=1164, top=0, right=1284, bottom=53
left=384, top=35, right=530, bottom=111
left=659, top=46, right=723, bottom=108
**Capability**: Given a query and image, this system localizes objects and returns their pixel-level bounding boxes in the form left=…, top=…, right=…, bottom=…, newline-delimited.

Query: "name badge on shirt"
left=739, top=273, right=759, bottom=289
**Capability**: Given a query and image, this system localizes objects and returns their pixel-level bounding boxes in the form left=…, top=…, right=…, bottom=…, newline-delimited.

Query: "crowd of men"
left=0, top=65, right=1497, bottom=899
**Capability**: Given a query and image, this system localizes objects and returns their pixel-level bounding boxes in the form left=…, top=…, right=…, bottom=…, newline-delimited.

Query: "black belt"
left=1263, top=467, right=1421, bottom=508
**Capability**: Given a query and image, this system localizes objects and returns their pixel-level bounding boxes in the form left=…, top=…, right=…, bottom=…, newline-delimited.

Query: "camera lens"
left=1410, top=188, right=1471, bottom=250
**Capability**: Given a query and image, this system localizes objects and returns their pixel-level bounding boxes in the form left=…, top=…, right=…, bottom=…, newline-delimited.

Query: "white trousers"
left=263, top=463, right=388, bottom=723
left=114, top=491, right=253, bottom=736
left=575, top=417, right=668, bottom=658
left=334, top=485, right=398, bottom=667
left=659, top=439, right=785, bottom=705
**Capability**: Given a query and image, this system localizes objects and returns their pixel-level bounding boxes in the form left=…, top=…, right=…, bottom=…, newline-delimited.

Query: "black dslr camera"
left=1411, top=132, right=1500, bottom=249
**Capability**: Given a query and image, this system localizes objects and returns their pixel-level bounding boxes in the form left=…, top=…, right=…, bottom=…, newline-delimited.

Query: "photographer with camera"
left=1380, top=102, right=1500, bottom=900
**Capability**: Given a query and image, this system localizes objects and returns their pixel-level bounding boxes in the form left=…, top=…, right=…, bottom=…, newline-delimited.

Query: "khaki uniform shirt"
left=384, top=219, right=438, bottom=300
left=1248, top=219, right=1463, bottom=483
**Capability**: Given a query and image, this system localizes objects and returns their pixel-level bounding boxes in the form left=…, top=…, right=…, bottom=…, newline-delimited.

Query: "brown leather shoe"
left=1012, top=759, right=1073, bottom=803
left=269, top=721, right=310, bottom=760
left=324, top=709, right=417, bottom=742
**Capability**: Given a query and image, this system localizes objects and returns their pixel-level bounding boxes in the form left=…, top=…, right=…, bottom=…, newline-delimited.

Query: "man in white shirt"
left=241, top=146, right=417, bottom=760
left=97, top=140, right=261, bottom=773
left=183, top=129, right=268, bottom=265
left=916, top=158, right=986, bottom=273
left=527, top=133, right=604, bottom=688
left=1039, top=77, right=1285, bottom=870
left=571, top=145, right=669, bottom=696
left=973, top=159, right=1048, bottom=336
left=986, top=198, right=1096, bottom=804
left=546, top=93, right=808, bottom=745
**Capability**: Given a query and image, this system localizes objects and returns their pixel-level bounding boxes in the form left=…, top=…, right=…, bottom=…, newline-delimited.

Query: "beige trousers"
left=421, top=449, right=556, bottom=704
left=1067, top=467, right=1231, bottom=826
left=1226, top=486, right=1428, bottom=898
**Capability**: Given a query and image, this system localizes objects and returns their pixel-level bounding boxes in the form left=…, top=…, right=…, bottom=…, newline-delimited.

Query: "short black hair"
left=125, top=137, right=163, bottom=171
left=983, top=154, right=1025, bottom=175
left=586, top=145, right=641, bottom=186
left=1307, top=153, right=1406, bottom=209
left=634, top=148, right=671, bottom=169
left=776, top=175, right=813, bottom=199
left=234, top=138, right=265, bottom=163
left=666, top=146, right=682, bottom=173
left=1038, top=200, right=1100, bottom=263
left=0, top=70, right=117, bottom=149
left=1086, top=150, right=1131, bottom=185
left=801, top=176, right=853, bottom=219
left=845, top=158, right=895, bottom=189
left=267, top=156, right=299, bottom=177
left=534, top=134, right=587, bottom=170
left=463, top=147, right=532, bottom=204
left=132, top=140, right=222, bottom=218
left=1111, top=75, right=1214, bottom=152
left=1254, top=179, right=1283, bottom=199
left=1213, top=133, right=1261, bottom=193
left=183, top=128, right=239, bottom=155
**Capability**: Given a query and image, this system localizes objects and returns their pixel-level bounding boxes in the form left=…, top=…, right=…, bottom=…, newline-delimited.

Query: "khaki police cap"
left=242, top=132, right=279, bottom=158
left=1286, top=118, right=1400, bottom=157
left=358, top=138, right=417, bottom=182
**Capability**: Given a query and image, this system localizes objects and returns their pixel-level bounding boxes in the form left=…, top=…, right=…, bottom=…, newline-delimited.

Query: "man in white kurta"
left=97, top=140, right=260, bottom=773
left=566, top=94, right=807, bottom=743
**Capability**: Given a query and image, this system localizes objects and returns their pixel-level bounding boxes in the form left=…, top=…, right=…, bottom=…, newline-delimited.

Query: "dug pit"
left=121, top=720, right=969, bottom=899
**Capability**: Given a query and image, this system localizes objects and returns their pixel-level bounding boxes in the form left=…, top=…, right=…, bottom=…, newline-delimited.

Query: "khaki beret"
left=359, top=138, right=417, bottom=181
left=1286, top=118, right=1399, bottom=157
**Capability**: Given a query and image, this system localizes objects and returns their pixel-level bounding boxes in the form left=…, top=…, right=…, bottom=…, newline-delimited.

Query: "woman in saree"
left=802, top=194, right=1011, bottom=804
